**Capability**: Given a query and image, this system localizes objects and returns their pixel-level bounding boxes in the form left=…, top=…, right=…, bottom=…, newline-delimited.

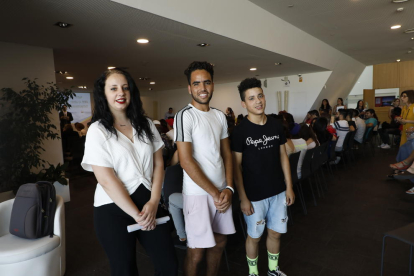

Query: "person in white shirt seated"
left=352, top=109, right=366, bottom=144
left=333, top=98, right=347, bottom=115
left=330, top=109, right=350, bottom=164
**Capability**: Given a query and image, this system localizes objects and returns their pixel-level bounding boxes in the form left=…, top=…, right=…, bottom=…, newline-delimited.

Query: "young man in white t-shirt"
left=174, top=61, right=235, bottom=276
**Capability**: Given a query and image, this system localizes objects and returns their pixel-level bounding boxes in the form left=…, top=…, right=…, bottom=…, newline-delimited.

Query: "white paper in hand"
left=127, top=216, right=170, bottom=233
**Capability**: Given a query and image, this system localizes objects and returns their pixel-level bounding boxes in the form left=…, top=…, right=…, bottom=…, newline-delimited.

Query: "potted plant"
left=0, top=78, right=75, bottom=197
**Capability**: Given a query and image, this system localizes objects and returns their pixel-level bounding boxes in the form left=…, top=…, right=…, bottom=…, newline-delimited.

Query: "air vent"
left=404, top=28, right=414, bottom=34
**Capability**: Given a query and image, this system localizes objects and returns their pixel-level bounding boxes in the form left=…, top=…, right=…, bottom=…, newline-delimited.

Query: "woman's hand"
left=137, top=200, right=158, bottom=230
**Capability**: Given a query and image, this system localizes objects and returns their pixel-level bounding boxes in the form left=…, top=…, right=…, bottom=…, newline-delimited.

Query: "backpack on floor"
left=9, top=181, right=57, bottom=239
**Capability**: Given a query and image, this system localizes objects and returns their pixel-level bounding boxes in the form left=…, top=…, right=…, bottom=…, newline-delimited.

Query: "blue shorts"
left=243, top=192, right=288, bottom=239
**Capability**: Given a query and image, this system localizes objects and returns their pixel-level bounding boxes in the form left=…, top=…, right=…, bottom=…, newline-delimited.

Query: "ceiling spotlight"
left=397, top=59, right=401, bottom=62
left=392, top=0, right=409, bottom=3
left=391, top=25, right=402, bottom=29
left=66, top=77, right=74, bottom=79
left=149, top=88, right=153, bottom=91
left=250, top=68, right=257, bottom=71
left=137, top=39, right=149, bottom=43
left=54, top=22, right=72, bottom=28
left=288, top=4, right=294, bottom=7
left=108, top=66, right=116, bottom=69
left=397, top=7, right=404, bottom=12
left=404, top=28, right=414, bottom=34
left=55, top=70, right=68, bottom=74
left=408, top=51, right=412, bottom=54
left=138, top=77, right=150, bottom=80
left=150, top=82, right=155, bottom=84
left=197, top=43, right=210, bottom=47
left=275, top=63, right=282, bottom=65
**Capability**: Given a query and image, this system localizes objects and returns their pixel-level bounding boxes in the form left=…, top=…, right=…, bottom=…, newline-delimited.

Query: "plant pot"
left=54, top=178, right=70, bottom=202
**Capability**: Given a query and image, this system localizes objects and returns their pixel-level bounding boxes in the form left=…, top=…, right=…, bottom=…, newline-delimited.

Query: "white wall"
left=116, top=0, right=366, bottom=112
left=0, top=41, right=62, bottom=171
left=156, top=70, right=331, bottom=123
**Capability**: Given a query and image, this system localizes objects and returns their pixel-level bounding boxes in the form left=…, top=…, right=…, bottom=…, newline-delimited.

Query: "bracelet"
left=225, top=186, right=234, bottom=194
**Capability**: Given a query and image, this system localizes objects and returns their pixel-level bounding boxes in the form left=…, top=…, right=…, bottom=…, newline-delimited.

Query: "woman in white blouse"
left=81, top=68, right=177, bottom=276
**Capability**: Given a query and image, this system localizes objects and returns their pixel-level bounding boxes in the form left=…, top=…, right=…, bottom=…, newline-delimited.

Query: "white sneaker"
left=381, top=144, right=391, bottom=149
left=378, top=143, right=385, bottom=148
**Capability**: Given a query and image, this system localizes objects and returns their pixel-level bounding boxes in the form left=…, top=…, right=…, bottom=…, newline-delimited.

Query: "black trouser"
left=379, top=122, right=400, bottom=144
left=94, top=185, right=178, bottom=276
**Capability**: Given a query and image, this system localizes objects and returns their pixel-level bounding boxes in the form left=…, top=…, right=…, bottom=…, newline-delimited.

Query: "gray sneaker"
left=268, top=266, right=287, bottom=276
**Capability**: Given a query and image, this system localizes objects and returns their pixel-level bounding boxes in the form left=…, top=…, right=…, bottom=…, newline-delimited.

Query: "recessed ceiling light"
left=149, top=88, right=153, bottom=91
left=54, top=22, right=72, bottom=28
left=55, top=70, right=68, bottom=74
left=391, top=25, right=402, bottom=29
left=275, top=63, right=282, bottom=65
left=137, top=39, right=149, bottom=43
left=78, top=86, right=87, bottom=89
left=288, top=4, right=294, bottom=7
left=197, top=43, right=210, bottom=47
left=138, top=77, right=150, bottom=80
left=404, top=28, right=414, bottom=34
left=150, top=82, right=155, bottom=85
left=250, top=68, right=257, bottom=71
left=408, top=51, right=412, bottom=54
left=66, top=77, right=74, bottom=79
left=397, top=7, right=404, bottom=12
left=411, top=37, right=414, bottom=40
left=397, top=59, right=401, bottom=62
left=392, top=0, right=409, bottom=3
left=108, top=66, right=116, bottom=69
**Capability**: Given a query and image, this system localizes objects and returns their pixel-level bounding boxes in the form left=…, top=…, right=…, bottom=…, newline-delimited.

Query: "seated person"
left=304, top=110, right=319, bottom=125
left=379, top=107, right=401, bottom=149
left=74, top=122, right=86, bottom=137
left=295, top=123, right=319, bottom=149
left=167, top=152, right=186, bottom=243
left=364, top=109, right=378, bottom=141
left=331, top=109, right=349, bottom=152
left=330, top=109, right=349, bottom=164
left=345, top=110, right=356, bottom=132
left=312, top=117, right=334, bottom=145
left=352, top=109, right=366, bottom=144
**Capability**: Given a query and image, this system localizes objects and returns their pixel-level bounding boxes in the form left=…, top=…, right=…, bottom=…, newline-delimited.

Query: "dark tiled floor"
left=64, top=148, right=414, bottom=276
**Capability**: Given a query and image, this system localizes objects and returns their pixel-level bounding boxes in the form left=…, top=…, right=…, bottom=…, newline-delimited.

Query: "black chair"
left=312, top=144, right=329, bottom=193
left=289, top=151, right=307, bottom=215
left=299, top=148, right=318, bottom=207
left=381, top=222, right=414, bottom=275
left=335, top=131, right=352, bottom=169
left=347, top=131, right=356, bottom=161
left=162, top=163, right=183, bottom=208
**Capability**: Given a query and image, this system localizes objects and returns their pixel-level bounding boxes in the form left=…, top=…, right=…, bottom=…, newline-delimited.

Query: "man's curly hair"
left=237, top=78, right=262, bottom=101
left=184, top=61, right=214, bottom=84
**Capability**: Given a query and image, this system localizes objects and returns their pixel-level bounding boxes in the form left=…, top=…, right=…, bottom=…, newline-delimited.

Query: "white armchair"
left=0, top=195, right=66, bottom=276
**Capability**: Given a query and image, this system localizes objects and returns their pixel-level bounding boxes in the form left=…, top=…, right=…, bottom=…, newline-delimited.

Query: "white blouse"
left=81, top=119, right=164, bottom=207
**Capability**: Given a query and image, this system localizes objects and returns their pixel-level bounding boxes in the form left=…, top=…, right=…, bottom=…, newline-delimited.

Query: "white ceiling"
left=249, top=0, right=414, bottom=66
left=0, top=0, right=327, bottom=92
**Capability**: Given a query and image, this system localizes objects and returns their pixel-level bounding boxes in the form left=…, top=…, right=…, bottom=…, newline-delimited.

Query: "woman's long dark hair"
left=91, top=68, right=154, bottom=142
left=320, top=99, right=331, bottom=110
left=296, top=123, right=320, bottom=146
left=357, top=100, right=364, bottom=110
left=312, top=117, right=331, bottom=144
